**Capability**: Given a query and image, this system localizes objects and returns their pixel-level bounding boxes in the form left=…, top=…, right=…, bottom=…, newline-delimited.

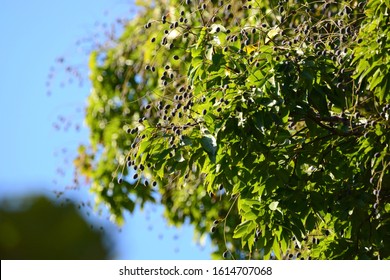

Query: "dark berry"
left=162, top=37, right=167, bottom=45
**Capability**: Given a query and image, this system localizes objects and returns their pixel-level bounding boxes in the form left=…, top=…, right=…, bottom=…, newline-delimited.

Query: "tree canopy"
left=0, top=195, right=110, bottom=259
left=74, top=0, right=390, bottom=259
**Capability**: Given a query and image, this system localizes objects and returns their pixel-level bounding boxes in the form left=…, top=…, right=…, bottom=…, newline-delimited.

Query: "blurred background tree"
left=0, top=195, right=111, bottom=259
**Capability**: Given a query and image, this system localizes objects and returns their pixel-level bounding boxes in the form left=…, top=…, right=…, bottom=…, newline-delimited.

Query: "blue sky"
left=0, top=0, right=212, bottom=259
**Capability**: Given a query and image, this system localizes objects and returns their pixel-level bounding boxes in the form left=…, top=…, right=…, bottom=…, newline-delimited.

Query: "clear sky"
left=0, top=0, right=212, bottom=259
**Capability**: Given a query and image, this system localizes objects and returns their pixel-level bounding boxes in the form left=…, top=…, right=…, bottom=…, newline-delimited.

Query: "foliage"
left=74, top=0, right=390, bottom=259
left=0, top=196, right=110, bottom=259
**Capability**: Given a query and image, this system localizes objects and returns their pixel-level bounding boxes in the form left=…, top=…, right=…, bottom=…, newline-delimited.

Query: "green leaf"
left=272, top=237, right=281, bottom=260
left=212, top=53, right=224, bottom=67
left=137, top=139, right=150, bottom=156
left=206, top=46, right=213, bottom=61
left=196, top=27, right=208, bottom=49
left=248, top=69, right=266, bottom=87
left=308, top=88, right=329, bottom=116
left=269, top=201, right=279, bottom=211
left=247, top=234, right=255, bottom=252
left=305, top=212, right=317, bottom=232
left=200, top=133, right=217, bottom=162
left=369, top=67, right=384, bottom=90
left=180, top=135, right=193, bottom=146
left=265, top=27, right=281, bottom=44
left=233, top=220, right=251, bottom=239
left=279, top=107, right=290, bottom=124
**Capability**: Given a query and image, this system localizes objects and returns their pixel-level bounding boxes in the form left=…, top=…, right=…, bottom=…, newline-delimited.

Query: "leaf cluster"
left=75, top=0, right=390, bottom=259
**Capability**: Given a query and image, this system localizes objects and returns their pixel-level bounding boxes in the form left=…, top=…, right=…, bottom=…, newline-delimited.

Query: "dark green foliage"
left=0, top=196, right=110, bottom=259
left=74, top=0, right=390, bottom=259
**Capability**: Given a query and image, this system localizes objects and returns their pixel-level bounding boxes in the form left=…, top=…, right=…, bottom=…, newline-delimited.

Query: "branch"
left=307, top=112, right=363, bottom=137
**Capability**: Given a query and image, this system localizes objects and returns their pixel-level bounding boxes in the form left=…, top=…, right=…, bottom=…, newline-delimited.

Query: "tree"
left=0, top=195, right=111, bottom=259
left=73, top=0, right=390, bottom=259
